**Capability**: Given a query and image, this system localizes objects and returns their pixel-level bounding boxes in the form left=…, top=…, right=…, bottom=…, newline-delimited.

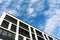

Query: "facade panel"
left=37, top=36, right=44, bottom=40
left=1, top=20, right=9, bottom=29
left=18, top=35, right=23, bottom=40
left=19, top=27, right=30, bottom=38
left=4, top=15, right=17, bottom=24
left=19, top=22, right=29, bottom=30
left=30, top=27, right=34, bottom=33
left=10, top=24, right=16, bottom=32
left=36, top=30, right=43, bottom=37
left=0, top=28, right=15, bottom=40
left=32, top=34, right=36, bottom=40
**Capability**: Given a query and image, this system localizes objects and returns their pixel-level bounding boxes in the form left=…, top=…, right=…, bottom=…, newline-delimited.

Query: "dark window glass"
left=48, top=36, right=53, bottom=40
left=1, top=20, right=9, bottom=28
left=32, top=34, right=36, bottom=40
left=19, top=28, right=30, bottom=38
left=36, top=30, right=43, bottom=37
left=10, top=24, right=16, bottom=32
left=26, top=39, right=30, bottom=40
left=8, top=32, right=15, bottom=40
left=8, top=32, right=13, bottom=38
left=19, top=22, right=29, bottom=30
left=0, top=28, right=15, bottom=40
left=18, top=35, right=23, bottom=40
left=44, top=34, right=48, bottom=39
left=31, top=27, right=34, bottom=33
left=0, top=28, right=3, bottom=34
left=2, top=30, right=8, bottom=36
left=37, top=36, right=44, bottom=40
left=4, top=15, right=17, bottom=24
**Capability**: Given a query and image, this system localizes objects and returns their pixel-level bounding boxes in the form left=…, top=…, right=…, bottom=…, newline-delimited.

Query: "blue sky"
left=0, top=0, right=60, bottom=39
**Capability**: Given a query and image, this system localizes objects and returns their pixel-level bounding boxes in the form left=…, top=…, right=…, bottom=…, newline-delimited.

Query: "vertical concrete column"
left=34, top=28, right=38, bottom=40
left=46, top=34, right=49, bottom=40
left=0, top=39, right=3, bottom=40
left=8, top=22, right=12, bottom=30
left=15, top=20, right=19, bottom=40
left=29, top=25, right=32, bottom=40
left=42, top=33, right=47, bottom=40
left=24, top=37, right=26, bottom=40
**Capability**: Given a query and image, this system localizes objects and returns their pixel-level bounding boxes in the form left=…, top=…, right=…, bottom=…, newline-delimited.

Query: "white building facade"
left=0, top=12, right=58, bottom=40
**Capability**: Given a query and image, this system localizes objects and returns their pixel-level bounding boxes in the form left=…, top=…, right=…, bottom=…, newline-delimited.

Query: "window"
left=0, top=28, right=15, bottom=40
left=8, top=32, right=15, bottom=40
left=26, top=38, right=30, bottom=40
left=37, top=36, right=44, bottom=40
left=4, top=15, right=17, bottom=24
left=0, top=28, right=3, bottom=34
left=10, top=24, right=16, bottom=32
left=36, top=30, right=43, bottom=37
left=19, top=22, right=29, bottom=30
left=44, top=34, right=48, bottom=39
left=31, top=27, right=34, bottom=33
left=48, top=36, right=53, bottom=40
left=1, top=20, right=9, bottom=28
left=32, top=34, right=36, bottom=40
left=18, top=35, right=23, bottom=40
left=2, top=30, right=8, bottom=36
left=8, top=32, right=12, bottom=38
left=19, top=28, right=30, bottom=38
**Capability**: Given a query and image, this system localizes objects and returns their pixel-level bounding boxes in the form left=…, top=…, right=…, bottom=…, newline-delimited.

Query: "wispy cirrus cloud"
left=0, top=0, right=23, bottom=17
left=26, top=0, right=46, bottom=18
left=44, top=0, right=60, bottom=39
left=44, top=9, right=60, bottom=39
left=0, top=0, right=3, bottom=3
left=0, top=0, right=11, bottom=15
left=0, top=0, right=60, bottom=39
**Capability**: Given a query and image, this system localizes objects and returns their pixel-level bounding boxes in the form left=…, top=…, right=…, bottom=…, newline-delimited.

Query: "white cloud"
left=27, top=7, right=37, bottom=17
left=48, top=0, right=60, bottom=9
left=34, top=0, right=45, bottom=12
left=5, top=9, right=21, bottom=16
left=3, top=0, right=11, bottom=7
left=30, top=0, right=37, bottom=4
left=44, top=15, right=60, bottom=34
left=0, top=0, right=3, bottom=3
left=48, top=0, right=60, bottom=4
left=0, top=0, right=11, bottom=13
left=0, top=11, right=3, bottom=17
left=0, top=0, right=22, bottom=17
left=38, top=23, right=45, bottom=30
left=27, top=13, right=37, bottom=18
left=44, top=0, right=60, bottom=39
left=27, top=8, right=34, bottom=14
left=27, top=0, right=45, bottom=18
left=27, top=13, right=37, bottom=17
